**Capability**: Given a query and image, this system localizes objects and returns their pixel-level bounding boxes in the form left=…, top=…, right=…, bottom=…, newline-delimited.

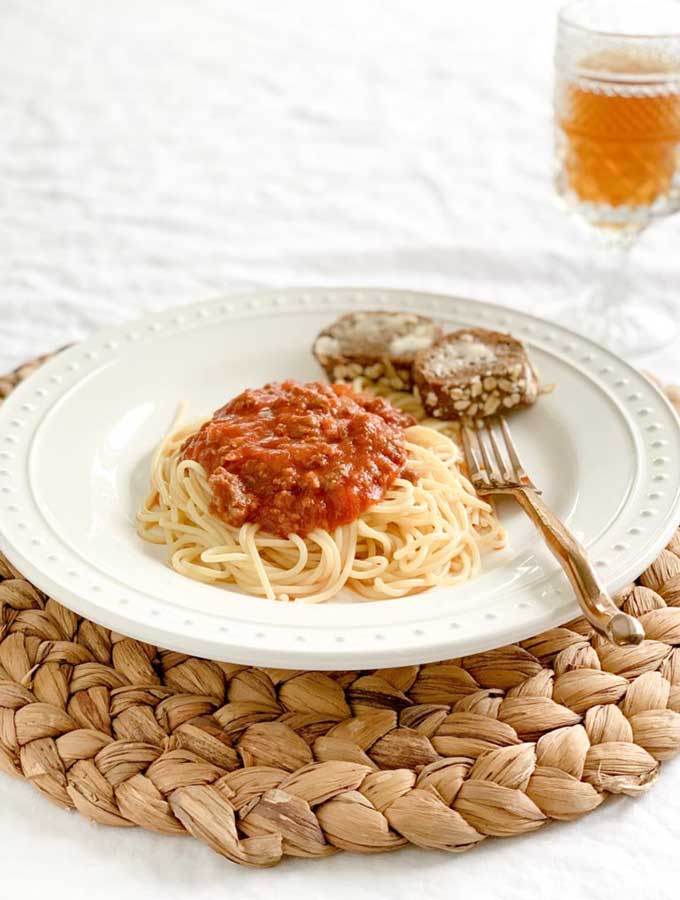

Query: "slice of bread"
left=313, top=310, right=442, bottom=390
left=412, top=328, right=540, bottom=422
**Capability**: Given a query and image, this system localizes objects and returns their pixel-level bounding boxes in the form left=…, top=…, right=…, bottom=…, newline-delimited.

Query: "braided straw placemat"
left=1, top=355, right=680, bottom=867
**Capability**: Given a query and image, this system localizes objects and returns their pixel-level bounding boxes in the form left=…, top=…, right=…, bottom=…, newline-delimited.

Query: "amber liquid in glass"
left=557, top=57, right=680, bottom=221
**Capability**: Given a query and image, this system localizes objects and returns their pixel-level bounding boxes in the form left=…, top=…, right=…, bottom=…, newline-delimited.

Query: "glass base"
left=550, top=297, right=678, bottom=357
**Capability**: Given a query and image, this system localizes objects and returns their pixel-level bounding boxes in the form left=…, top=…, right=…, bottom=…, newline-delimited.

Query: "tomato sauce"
left=180, top=380, right=414, bottom=538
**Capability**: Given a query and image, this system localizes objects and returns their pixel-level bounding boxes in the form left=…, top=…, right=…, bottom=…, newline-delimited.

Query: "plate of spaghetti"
left=1, top=288, right=679, bottom=667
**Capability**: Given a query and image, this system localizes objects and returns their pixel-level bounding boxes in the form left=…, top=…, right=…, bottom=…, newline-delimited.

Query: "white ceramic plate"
left=1, top=288, right=679, bottom=668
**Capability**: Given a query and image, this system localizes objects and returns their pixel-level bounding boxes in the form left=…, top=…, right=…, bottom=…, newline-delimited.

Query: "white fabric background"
left=1, top=0, right=679, bottom=897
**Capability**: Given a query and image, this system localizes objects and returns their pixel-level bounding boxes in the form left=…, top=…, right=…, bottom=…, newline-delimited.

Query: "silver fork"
left=462, top=416, right=644, bottom=646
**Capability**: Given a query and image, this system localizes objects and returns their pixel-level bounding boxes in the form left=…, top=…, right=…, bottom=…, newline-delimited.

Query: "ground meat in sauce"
left=180, top=379, right=415, bottom=538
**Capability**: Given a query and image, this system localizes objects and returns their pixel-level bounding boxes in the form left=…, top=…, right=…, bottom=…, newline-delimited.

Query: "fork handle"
left=513, top=490, right=644, bottom=646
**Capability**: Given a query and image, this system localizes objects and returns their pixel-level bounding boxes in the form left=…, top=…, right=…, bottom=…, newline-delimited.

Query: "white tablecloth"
left=1, top=1, right=679, bottom=896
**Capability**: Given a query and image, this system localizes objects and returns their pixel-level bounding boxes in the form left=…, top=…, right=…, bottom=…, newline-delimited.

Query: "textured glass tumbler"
left=554, top=0, right=680, bottom=355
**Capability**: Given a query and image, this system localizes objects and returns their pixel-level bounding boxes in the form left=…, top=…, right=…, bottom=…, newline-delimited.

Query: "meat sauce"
left=180, top=380, right=414, bottom=538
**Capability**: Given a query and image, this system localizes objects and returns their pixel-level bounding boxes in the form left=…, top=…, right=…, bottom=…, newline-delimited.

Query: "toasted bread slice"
left=313, top=310, right=442, bottom=390
left=412, top=328, right=540, bottom=422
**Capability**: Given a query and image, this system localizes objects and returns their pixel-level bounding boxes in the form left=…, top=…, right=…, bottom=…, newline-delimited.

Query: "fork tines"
left=462, top=416, right=537, bottom=493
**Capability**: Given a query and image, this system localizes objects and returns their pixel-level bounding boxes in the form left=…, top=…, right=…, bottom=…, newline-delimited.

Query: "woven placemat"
left=1, top=354, right=680, bottom=867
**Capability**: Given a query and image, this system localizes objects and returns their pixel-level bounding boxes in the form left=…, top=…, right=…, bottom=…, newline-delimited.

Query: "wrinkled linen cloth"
left=1, top=1, right=679, bottom=898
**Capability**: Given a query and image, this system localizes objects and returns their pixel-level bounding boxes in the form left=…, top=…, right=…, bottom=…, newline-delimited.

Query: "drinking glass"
left=554, top=0, right=680, bottom=354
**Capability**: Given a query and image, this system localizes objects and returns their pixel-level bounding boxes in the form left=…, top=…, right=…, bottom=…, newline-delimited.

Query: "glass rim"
left=559, top=0, right=680, bottom=40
